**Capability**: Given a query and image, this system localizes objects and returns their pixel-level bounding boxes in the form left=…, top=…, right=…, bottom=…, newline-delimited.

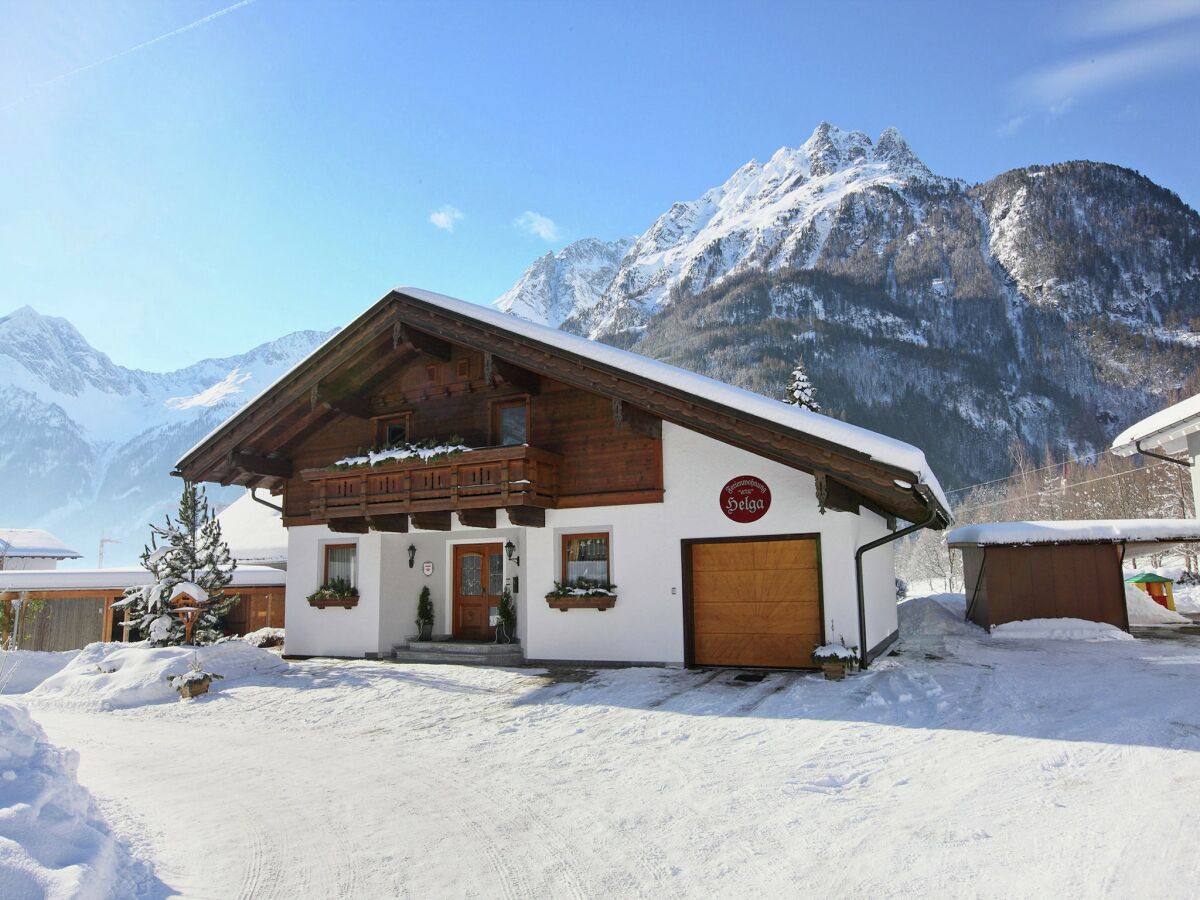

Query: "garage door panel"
left=689, top=537, right=823, bottom=669
left=693, top=600, right=820, bottom=635
left=754, top=540, right=817, bottom=571
left=756, top=572, right=820, bottom=605
left=692, top=571, right=820, bottom=606
left=694, top=634, right=819, bottom=668
left=691, top=542, right=759, bottom=572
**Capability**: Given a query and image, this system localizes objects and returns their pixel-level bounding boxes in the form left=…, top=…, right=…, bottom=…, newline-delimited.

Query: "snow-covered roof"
left=216, top=492, right=287, bottom=566
left=1111, top=393, right=1200, bottom=457
left=169, top=581, right=210, bottom=603
left=0, top=529, right=82, bottom=560
left=0, top=565, right=285, bottom=592
left=178, top=287, right=950, bottom=523
left=946, top=519, right=1200, bottom=547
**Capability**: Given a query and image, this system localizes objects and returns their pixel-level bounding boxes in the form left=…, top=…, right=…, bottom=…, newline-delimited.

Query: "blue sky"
left=2, top=0, right=1198, bottom=370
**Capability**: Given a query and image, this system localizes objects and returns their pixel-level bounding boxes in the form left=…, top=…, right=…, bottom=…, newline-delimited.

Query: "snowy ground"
left=11, top=598, right=1200, bottom=898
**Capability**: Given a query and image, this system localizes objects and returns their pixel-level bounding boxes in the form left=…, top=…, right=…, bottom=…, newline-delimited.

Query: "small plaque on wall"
left=422, top=561, right=434, bottom=576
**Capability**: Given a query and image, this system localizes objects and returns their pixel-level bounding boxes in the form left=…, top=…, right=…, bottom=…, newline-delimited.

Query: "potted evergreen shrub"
left=496, top=589, right=517, bottom=644
left=811, top=640, right=858, bottom=680
left=415, top=585, right=434, bottom=641
left=167, top=657, right=223, bottom=699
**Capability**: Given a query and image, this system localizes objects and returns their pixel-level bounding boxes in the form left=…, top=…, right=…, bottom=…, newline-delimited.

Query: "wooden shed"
left=946, top=519, right=1200, bottom=632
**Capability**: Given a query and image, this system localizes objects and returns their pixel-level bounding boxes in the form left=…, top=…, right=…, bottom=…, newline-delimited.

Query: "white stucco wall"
left=1, top=558, right=63, bottom=571
left=283, top=422, right=905, bottom=664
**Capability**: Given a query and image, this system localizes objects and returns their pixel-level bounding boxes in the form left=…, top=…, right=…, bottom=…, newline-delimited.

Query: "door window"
left=460, top=553, right=483, bottom=595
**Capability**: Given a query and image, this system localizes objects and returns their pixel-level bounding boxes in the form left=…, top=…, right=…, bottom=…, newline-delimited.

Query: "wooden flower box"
left=308, top=596, right=359, bottom=610
left=820, top=662, right=847, bottom=681
left=177, top=677, right=211, bottom=699
left=545, top=594, right=618, bottom=612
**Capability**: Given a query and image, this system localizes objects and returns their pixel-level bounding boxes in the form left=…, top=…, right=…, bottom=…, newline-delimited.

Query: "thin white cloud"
left=514, top=210, right=559, bottom=242
left=3, top=0, right=256, bottom=111
left=1015, top=30, right=1200, bottom=106
left=1070, top=0, right=1200, bottom=38
left=429, top=205, right=464, bottom=232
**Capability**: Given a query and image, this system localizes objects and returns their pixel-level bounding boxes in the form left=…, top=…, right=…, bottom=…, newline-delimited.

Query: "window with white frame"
left=324, top=543, right=357, bottom=587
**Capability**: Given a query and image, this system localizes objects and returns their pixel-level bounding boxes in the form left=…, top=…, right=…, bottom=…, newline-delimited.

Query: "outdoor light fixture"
left=407, top=544, right=417, bottom=568
left=505, top=540, right=520, bottom=566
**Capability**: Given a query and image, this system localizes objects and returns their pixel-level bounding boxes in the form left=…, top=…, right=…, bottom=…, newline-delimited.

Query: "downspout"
left=249, top=488, right=283, bottom=513
left=854, top=487, right=942, bottom=670
left=1135, top=439, right=1192, bottom=468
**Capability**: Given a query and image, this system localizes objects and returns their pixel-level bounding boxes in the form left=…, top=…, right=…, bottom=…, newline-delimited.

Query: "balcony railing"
left=301, top=445, right=562, bottom=520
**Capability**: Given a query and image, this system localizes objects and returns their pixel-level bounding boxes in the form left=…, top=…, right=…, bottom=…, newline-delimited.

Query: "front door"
left=453, top=543, right=504, bottom=640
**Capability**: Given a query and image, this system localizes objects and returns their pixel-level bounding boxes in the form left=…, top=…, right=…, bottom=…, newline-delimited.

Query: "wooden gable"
left=175, top=289, right=949, bottom=528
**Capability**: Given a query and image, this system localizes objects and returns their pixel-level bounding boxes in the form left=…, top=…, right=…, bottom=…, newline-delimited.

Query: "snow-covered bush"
left=243, top=627, right=284, bottom=649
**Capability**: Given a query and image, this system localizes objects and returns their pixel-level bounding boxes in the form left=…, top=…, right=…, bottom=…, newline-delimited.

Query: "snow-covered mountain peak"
left=502, top=123, right=953, bottom=338
left=0, top=305, right=130, bottom=397
left=493, top=236, right=635, bottom=328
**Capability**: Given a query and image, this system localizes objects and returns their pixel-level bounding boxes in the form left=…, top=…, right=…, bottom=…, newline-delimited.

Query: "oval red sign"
left=720, top=475, right=771, bottom=523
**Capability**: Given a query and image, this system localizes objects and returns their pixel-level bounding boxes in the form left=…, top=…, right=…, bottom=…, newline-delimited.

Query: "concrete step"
left=389, top=649, right=525, bottom=666
left=396, top=640, right=521, bottom=656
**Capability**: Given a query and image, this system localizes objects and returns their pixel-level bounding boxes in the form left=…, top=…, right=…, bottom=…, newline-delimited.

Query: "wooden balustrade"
left=301, top=445, right=562, bottom=521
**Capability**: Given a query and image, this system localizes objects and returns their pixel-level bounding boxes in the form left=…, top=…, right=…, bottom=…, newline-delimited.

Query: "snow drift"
left=0, top=650, right=77, bottom=695
left=1124, top=584, right=1191, bottom=625
left=28, top=641, right=286, bottom=711
left=0, top=701, right=152, bottom=899
left=991, top=619, right=1135, bottom=641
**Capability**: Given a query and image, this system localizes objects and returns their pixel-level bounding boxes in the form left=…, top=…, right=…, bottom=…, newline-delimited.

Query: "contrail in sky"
left=2, top=0, right=257, bottom=111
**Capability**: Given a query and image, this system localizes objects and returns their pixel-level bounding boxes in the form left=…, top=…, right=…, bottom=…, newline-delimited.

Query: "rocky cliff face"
left=494, top=124, right=1200, bottom=491
left=0, top=307, right=332, bottom=564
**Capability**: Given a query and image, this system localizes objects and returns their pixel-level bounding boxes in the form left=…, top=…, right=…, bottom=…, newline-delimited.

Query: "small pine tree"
left=497, top=589, right=516, bottom=644
left=783, top=358, right=820, bottom=412
left=114, top=482, right=239, bottom=646
left=415, top=585, right=434, bottom=640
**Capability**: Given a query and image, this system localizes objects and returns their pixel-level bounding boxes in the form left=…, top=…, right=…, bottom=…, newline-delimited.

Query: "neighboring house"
left=175, top=287, right=951, bottom=669
left=0, top=497, right=287, bottom=651
left=0, top=529, right=83, bottom=571
left=1111, top=393, right=1200, bottom=514
left=214, top=491, right=288, bottom=570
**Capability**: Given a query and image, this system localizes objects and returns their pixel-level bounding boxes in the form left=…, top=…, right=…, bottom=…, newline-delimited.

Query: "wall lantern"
left=505, top=540, right=520, bottom=567
left=408, top=544, right=417, bottom=568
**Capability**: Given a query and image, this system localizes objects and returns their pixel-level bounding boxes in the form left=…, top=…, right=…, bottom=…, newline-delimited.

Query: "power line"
left=945, top=447, right=1114, bottom=495
left=953, top=463, right=1154, bottom=515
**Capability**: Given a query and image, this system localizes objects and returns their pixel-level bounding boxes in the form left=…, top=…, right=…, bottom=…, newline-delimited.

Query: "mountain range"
left=497, top=122, right=1200, bottom=489
left=0, top=306, right=332, bottom=565
left=4, top=122, right=1197, bottom=564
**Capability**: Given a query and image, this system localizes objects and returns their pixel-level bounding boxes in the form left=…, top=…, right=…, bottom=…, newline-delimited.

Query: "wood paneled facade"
left=0, top=586, right=286, bottom=651
left=959, top=543, right=1130, bottom=632
left=273, top=342, right=665, bottom=528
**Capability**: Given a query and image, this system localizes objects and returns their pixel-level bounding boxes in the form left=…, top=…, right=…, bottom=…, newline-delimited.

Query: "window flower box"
left=545, top=579, right=618, bottom=612
left=307, top=579, right=360, bottom=610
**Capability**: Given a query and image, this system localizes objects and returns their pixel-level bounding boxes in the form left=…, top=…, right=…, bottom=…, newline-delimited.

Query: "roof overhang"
left=176, top=288, right=951, bottom=527
left=1111, top=393, right=1200, bottom=457
left=947, top=518, right=1200, bottom=551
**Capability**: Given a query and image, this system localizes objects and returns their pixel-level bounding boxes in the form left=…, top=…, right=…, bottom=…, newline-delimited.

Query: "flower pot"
left=178, top=678, right=211, bottom=699
left=417, top=622, right=433, bottom=642
left=820, top=662, right=847, bottom=681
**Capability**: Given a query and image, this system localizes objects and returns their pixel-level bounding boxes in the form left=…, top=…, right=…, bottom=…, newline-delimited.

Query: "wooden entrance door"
left=685, top=535, right=823, bottom=668
left=453, top=543, right=504, bottom=640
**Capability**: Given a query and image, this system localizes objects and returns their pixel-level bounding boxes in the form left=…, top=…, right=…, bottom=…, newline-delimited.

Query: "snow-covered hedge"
left=27, top=642, right=286, bottom=711
left=243, top=627, right=285, bottom=649
left=0, top=701, right=153, bottom=898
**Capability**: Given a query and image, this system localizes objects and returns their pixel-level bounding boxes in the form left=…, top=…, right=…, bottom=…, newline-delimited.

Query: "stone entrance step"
left=390, top=640, right=525, bottom=666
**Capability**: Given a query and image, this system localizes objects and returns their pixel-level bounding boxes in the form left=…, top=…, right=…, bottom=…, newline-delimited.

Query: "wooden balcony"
left=301, top=445, right=562, bottom=524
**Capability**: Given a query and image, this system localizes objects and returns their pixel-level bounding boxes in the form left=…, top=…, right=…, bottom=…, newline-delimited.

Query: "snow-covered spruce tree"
left=783, top=358, right=820, bottom=412
left=114, top=482, right=239, bottom=646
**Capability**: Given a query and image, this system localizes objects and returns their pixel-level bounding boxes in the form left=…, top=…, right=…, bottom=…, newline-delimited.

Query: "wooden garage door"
left=688, top=537, right=823, bottom=668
